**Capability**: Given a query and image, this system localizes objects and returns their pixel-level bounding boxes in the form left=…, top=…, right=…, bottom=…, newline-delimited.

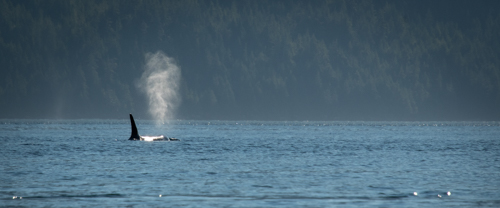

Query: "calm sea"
left=1, top=119, right=499, bottom=207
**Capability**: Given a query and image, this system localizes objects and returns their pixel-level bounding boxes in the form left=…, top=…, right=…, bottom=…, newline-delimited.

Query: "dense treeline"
left=1, top=0, right=499, bottom=120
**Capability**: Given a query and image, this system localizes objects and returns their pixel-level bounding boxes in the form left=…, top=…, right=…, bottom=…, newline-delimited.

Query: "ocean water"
left=1, top=119, right=499, bottom=207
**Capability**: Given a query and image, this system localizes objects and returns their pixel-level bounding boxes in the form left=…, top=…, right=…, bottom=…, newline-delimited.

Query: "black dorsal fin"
left=129, top=114, right=140, bottom=140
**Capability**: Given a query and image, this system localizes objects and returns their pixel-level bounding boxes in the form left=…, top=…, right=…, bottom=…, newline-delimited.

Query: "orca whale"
left=128, top=114, right=179, bottom=141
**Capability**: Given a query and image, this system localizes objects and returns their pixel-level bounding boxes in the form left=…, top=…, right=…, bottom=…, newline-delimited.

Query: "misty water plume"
left=138, top=51, right=181, bottom=125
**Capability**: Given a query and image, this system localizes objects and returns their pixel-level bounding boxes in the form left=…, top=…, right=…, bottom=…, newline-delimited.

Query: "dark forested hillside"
left=1, top=0, right=499, bottom=120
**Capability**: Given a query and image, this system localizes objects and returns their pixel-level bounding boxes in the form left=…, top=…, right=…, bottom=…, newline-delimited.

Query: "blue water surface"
left=1, top=120, right=500, bottom=207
